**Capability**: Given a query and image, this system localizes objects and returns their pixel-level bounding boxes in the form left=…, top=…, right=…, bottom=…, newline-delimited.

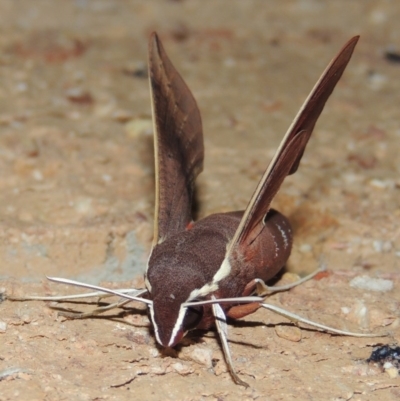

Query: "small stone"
left=21, top=314, right=31, bottom=324
left=73, top=197, right=93, bottom=214
left=213, top=359, right=227, bottom=376
left=367, top=72, right=387, bottom=90
left=65, top=87, right=93, bottom=104
left=149, top=348, right=159, bottom=358
left=111, top=109, right=134, bottom=123
left=0, top=320, right=7, bottom=332
left=32, top=169, right=43, bottom=181
left=383, top=363, right=399, bottom=378
left=125, top=118, right=153, bottom=139
left=299, top=243, right=312, bottom=253
left=382, top=241, right=392, bottom=252
left=349, top=275, right=393, bottom=292
left=275, top=325, right=302, bottom=342
left=186, top=346, right=213, bottom=368
left=369, top=178, right=394, bottom=189
left=171, top=362, right=193, bottom=375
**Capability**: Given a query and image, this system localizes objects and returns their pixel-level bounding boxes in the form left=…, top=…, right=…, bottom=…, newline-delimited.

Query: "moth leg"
left=58, top=298, right=133, bottom=319
left=211, top=296, right=249, bottom=388
left=260, top=303, right=387, bottom=337
left=255, top=264, right=326, bottom=296
left=227, top=302, right=260, bottom=320
left=221, top=263, right=326, bottom=320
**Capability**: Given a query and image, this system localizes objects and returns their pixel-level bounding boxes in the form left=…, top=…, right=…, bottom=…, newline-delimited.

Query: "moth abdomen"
left=223, top=209, right=292, bottom=290
left=253, top=209, right=293, bottom=281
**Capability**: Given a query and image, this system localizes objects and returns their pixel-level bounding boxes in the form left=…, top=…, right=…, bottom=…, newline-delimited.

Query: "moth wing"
left=227, top=36, right=359, bottom=253
left=149, top=33, right=204, bottom=246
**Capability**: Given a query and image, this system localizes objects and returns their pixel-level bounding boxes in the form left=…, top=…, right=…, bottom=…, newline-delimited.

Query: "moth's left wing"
left=148, top=33, right=204, bottom=246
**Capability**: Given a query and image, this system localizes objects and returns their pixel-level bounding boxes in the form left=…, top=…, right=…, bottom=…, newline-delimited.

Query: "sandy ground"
left=1, top=1, right=400, bottom=400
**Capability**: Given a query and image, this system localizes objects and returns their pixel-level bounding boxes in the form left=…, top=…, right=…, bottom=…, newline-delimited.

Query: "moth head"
left=146, top=255, right=206, bottom=347
left=148, top=294, right=203, bottom=347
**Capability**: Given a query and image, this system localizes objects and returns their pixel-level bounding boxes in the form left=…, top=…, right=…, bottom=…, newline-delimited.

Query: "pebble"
left=299, top=243, right=312, bottom=253
left=383, top=361, right=400, bottom=378
left=171, top=362, right=193, bottom=375
left=349, top=275, right=394, bottom=292
left=0, top=320, right=7, bottom=332
left=125, top=118, right=153, bottom=139
left=369, top=178, right=394, bottom=189
left=186, top=346, right=213, bottom=368
left=275, top=325, right=302, bottom=342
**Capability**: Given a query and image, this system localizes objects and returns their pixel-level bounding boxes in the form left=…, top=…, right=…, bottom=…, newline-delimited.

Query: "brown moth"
left=10, top=33, right=369, bottom=386
left=144, top=33, right=359, bottom=385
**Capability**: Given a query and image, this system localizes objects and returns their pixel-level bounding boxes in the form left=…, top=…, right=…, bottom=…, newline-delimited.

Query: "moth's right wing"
left=228, top=36, right=359, bottom=254
left=149, top=33, right=204, bottom=246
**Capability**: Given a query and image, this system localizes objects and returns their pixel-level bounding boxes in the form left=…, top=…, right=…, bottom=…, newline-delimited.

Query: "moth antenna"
left=211, top=296, right=249, bottom=388
left=260, top=303, right=388, bottom=337
left=184, top=296, right=262, bottom=308
left=255, top=265, right=326, bottom=296
left=7, top=281, right=149, bottom=318
left=47, top=277, right=152, bottom=305
left=6, top=288, right=145, bottom=302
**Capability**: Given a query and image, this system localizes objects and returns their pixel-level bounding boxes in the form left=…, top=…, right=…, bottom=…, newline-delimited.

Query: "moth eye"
left=182, top=306, right=203, bottom=331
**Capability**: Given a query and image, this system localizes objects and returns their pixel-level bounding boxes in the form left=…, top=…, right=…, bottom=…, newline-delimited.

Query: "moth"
left=10, top=33, right=375, bottom=387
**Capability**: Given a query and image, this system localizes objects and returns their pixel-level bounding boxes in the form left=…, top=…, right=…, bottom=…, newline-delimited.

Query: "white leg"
left=260, top=303, right=387, bottom=337
left=58, top=298, right=134, bottom=319
left=211, top=296, right=249, bottom=388
left=255, top=264, right=326, bottom=296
